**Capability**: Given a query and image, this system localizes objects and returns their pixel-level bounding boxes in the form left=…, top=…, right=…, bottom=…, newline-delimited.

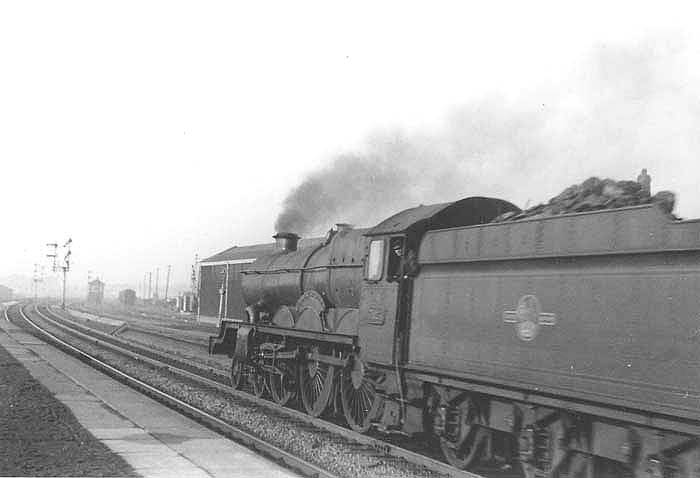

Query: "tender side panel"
left=408, top=253, right=700, bottom=419
left=419, top=204, right=700, bottom=263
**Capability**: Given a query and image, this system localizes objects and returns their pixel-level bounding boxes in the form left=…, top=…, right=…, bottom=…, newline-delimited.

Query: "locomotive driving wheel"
left=439, top=395, right=490, bottom=470
left=298, top=346, right=335, bottom=417
left=230, top=358, right=244, bottom=390
left=340, top=355, right=382, bottom=433
left=268, top=362, right=297, bottom=406
left=249, top=367, right=267, bottom=398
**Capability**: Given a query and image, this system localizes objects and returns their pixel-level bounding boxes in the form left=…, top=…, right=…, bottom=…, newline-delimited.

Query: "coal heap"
left=492, top=176, right=676, bottom=223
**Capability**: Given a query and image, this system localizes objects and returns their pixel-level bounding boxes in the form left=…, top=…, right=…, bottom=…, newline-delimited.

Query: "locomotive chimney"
left=273, top=232, right=300, bottom=252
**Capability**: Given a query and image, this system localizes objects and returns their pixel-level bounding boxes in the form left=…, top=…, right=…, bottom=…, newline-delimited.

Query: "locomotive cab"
left=349, top=197, right=520, bottom=434
left=358, top=233, right=410, bottom=365
left=357, top=197, right=521, bottom=369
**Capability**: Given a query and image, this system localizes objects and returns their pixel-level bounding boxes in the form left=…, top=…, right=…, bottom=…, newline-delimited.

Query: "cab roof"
left=365, top=196, right=519, bottom=237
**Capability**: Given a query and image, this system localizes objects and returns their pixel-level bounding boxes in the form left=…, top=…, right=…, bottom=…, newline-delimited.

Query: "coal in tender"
left=492, top=176, right=677, bottom=222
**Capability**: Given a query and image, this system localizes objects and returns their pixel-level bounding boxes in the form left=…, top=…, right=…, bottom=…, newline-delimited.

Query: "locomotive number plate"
left=503, top=295, right=556, bottom=341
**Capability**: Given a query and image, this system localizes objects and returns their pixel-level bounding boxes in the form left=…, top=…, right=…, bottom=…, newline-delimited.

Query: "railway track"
left=68, top=305, right=214, bottom=348
left=7, top=302, right=337, bottom=478
left=112, top=321, right=208, bottom=348
left=9, top=302, right=486, bottom=478
left=72, top=304, right=215, bottom=334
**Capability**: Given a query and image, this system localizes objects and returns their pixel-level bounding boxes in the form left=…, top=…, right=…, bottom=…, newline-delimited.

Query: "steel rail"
left=35, top=303, right=483, bottom=478
left=66, top=306, right=213, bottom=347
left=71, top=304, right=213, bottom=331
left=47, top=306, right=227, bottom=376
left=13, top=303, right=340, bottom=478
left=122, top=324, right=206, bottom=347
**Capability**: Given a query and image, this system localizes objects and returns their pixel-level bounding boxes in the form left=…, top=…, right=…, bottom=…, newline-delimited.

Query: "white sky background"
left=1, top=1, right=700, bottom=294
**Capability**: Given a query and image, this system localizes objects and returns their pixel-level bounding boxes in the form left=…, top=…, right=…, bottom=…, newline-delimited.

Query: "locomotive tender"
left=210, top=195, right=700, bottom=477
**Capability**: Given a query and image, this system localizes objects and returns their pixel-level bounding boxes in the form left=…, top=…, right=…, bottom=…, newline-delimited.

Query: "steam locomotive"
left=210, top=195, right=700, bottom=477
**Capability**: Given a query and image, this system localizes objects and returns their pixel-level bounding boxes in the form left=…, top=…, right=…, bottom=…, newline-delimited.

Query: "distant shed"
left=198, top=238, right=323, bottom=323
left=118, top=289, right=136, bottom=306
left=87, top=279, right=105, bottom=305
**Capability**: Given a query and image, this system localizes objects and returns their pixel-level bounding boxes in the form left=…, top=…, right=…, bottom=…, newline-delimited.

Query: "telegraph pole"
left=164, top=265, right=171, bottom=301
left=46, top=243, right=58, bottom=301
left=60, top=238, right=72, bottom=309
left=32, top=265, right=36, bottom=300
left=192, top=254, right=200, bottom=317
left=191, top=254, right=199, bottom=294
left=147, top=272, right=152, bottom=300
left=154, top=267, right=160, bottom=300
left=32, top=264, right=43, bottom=302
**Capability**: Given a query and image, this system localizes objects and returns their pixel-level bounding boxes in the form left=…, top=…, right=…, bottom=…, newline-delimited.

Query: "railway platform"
left=0, top=315, right=300, bottom=478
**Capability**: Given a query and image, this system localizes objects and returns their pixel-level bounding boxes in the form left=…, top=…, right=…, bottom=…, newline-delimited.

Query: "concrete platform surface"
left=0, top=315, right=301, bottom=478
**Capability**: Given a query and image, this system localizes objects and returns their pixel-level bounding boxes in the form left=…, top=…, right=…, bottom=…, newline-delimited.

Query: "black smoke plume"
left=276, top=35, right=700, bottom=236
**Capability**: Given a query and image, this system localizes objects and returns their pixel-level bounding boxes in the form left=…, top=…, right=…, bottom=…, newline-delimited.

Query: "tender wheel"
left=268, top=362, right=296, bottom=406
left=441, top=428, right=489, bottom=470
left=230, top=358, right=244, bottom=390
left=439, top=396, right=489, bottom=470
left=298, top=346, right=335, bottom=417
left=340, top=356, right=381, bottom=433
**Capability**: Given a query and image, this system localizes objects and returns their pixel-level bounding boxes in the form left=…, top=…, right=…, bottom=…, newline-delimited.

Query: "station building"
left=197, top=238, right=322, bottom=324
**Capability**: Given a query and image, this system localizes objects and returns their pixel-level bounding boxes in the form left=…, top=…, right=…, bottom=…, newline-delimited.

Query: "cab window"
left=387, top=237, right=404, bottom=282
left=366, top=239, right=384, bottom=280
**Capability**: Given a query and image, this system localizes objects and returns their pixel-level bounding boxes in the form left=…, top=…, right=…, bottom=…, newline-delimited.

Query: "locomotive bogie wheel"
left=298, top=346, right=335, bottom=417
left=268, top=362, right=297, bottom=406
left=230, top=358, right=244, bottom=390
left=438, top=396, right=490, bottom=470
left=340, top=356, right=382, bottom=433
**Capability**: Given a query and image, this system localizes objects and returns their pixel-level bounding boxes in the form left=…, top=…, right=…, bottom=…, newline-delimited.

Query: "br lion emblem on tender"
left=503, top=294, right=556, bottom=341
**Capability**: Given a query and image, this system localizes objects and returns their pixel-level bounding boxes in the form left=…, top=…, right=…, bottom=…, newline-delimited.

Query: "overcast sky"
left=2, top=1, right=700, bottom=294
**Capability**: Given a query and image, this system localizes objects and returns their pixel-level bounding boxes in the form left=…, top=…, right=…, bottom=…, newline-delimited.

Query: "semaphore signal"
left=46, top=238, right=72, bottom=309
